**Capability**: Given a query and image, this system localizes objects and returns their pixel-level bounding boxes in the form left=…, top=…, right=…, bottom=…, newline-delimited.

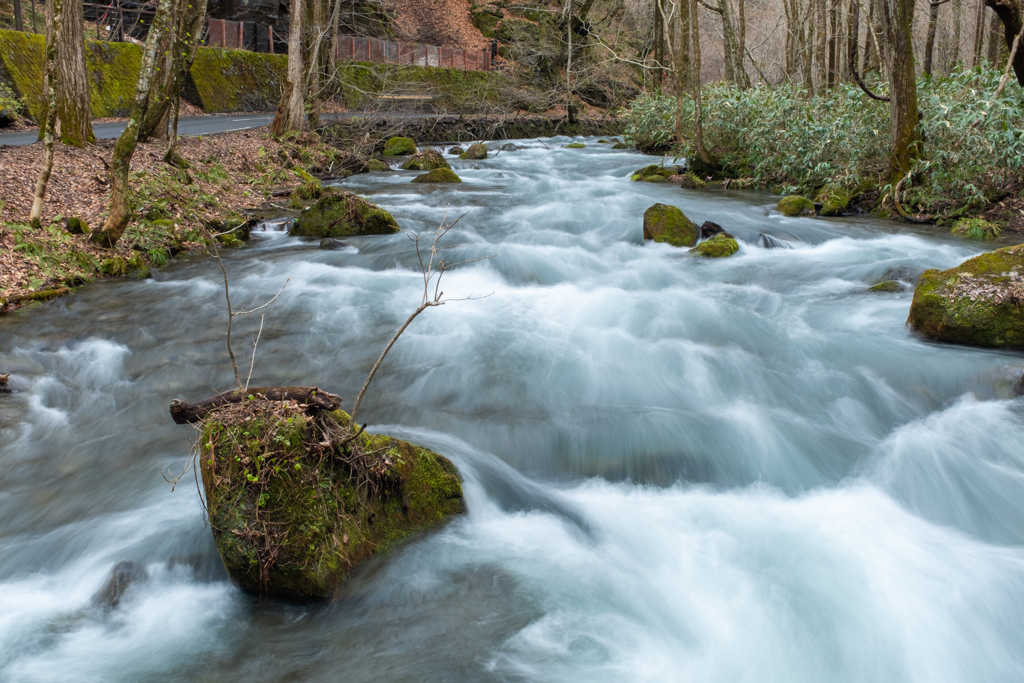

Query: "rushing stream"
left=3, top=138, right=1024, bottom=682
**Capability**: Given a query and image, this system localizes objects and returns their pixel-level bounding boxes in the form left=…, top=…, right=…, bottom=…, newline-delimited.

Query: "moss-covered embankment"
left=0, top=29, right=510, bottom=120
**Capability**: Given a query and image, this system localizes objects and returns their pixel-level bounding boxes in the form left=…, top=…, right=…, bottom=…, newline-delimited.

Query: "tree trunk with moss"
left=137, top=0, right=209, bottom=143
left=279, top=0, right=307, bottom=134
left=879, top=0, right=919, bottom=178
left=29, top=0, right=61, bottom=227
left=38, top=0, right=93, bottom=147
left=90, top=0, right=176, bottom=248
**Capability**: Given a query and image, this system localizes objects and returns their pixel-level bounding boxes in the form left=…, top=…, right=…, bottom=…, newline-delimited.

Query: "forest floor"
left=390, top=0, right=489, bottom=51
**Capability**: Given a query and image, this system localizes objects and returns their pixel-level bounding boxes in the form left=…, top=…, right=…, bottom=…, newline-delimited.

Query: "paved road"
left=0, top=111, right=390, bottom=147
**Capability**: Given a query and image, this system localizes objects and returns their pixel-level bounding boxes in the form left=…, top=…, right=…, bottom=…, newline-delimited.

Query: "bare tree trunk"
left=847, top=0, right=859, bottom=80
left=815, top=0, right=827, bottom=86
left=880, top=0, right=919, bottom=178
left=52, top=0, right=93, bottom=146
left=738, top=0, right=748, bottom=85
left=924, top=0, right=940, bottom=74
left=985, top=0, right=1024, bottom=84
left=689, top=0, right=713, bottom=165
left=307, top=0, right=325, bottom=129
left=863, top=0, right=877, bottom=71
left=948, top=0, right=962, bottom=71
left=784, top=0, right=796, bottom=77
left=987, top=8, right=1002, bottom=61
left=90, top=0, right=176, bottom=248
left=827, top=0, right=838, bottom=87
left=29, top=0, right=61, bottom=228
left=675, top=0, right=691, bottom=143
left=974, top=0, right=987, bottom=64
left=653, top=0, right=664, bottom=89
left=804, top=0, right=816, bottom=94
left=281, top=0, right=306, bottom=133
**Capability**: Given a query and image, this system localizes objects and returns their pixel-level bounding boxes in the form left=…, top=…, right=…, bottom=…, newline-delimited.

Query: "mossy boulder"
left=412, top=168, right=463, bottom=183
left=472, top=10, right=503, bottom=37
left=449, top=146, right=465, bottom=156
left=100, top=254, right=151, bottom=278
left=383, top=137, right=417, bottom=156
left=65, top=216, right=88, bottom=235
left=817, top=186, right=851, bottom=216
left=365, top=158, right=391, bottom=172
left=401, top=150, right=451, bottom=171
left=776, top=195, right=816, bottom=217
left=564, top=142, right=585, bottom=149
left=612, top=142, right=629, bottom=149
left=870, top=280, right=903, bottom=292
left=459, top=143, right=489, bottom=160
left=679, top=172, right=706, bottom=189
left=290, top=192, right=400, bottom=238
left=643, top=203, right=699, bottom=248
left=908, top=244, right=1024, bottom=348
left=183, top=48, right=288, bottom=112
left=631, top=164, right=676, bottom=182
left=200, top=406, right=466, bottom=599
left=690, top=233, right=739, bottom=258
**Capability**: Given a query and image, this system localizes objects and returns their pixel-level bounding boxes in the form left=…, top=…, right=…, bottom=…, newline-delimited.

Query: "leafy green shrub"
left=951, top=217, right=1002, bottom=239
left=0, top=81, right=23, bottom=117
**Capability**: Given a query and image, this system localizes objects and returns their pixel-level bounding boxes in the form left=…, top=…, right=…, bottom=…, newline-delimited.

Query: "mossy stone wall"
left=182, top=48, right=288, bottom=112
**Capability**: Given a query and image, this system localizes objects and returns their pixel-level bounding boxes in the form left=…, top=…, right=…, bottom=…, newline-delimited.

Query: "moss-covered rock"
left=401, top=150, right=451, bottom=171
left=643, top=203, right=699, bottom=248
left=183, top=48, right=287, bottom=112
left=776, top=195, right=816, bottom=217
left=631, top=164, right=676, bottom=182
left=951, top=217, right=1003, bottom=240
left=679, top=173, right=706, bottom=189
left=100, top=254, right=151, bottom=278
left=383, top=137, right=417, bottom=156
left=689, top=233, right=739, bottom=257
left=460, top=143, right=489, bottom=160
left=290, top=192, right=400, bottom=238
left=65, top=216, right=88, bottom=235
left=908, top=244, right=1024, bottom=348
left=449, top=146, right=465, bottom=156
left=412, top=168, right=463, bottom=183
left=870, top=280, right=903, bottom=292
left=365, top=158, right=391, bottom=172
left=200, top=406, right=466, bottom=599
left=598, top=139, right=610, bottom=143
left=611, top=142, right=629, bottom=149
left=817, top=186, right=851, bottom=216
left=472, top=10, right=503, bottom=37
left=564, top=142, right=585, bottom=148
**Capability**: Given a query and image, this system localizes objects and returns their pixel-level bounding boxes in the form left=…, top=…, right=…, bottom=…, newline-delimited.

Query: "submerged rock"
left=817, top=186, right=851, bottom=216
left=290, top=192, right=399, bottom=238
left=643, top=203, right=698, bottom=247
left=699, top=221, right=726, bottom=239
left=690, top=233, right=739, bottom=258
left=200, top=405, right=466, bottom=599
left=401, top=150, right=451, bottom=172
left=365, top=159, right=391, bottom=172
left=758, top=233, right=791, bottom=249
left=908, top=244, right=1024, bottom=348
left=92, top=560, right=147, bottom=609
left=382, top=137, right=417, bottom=156
left=500, top=143, right=518, bottom=152
left=611, top=142, right=629, bottom=149
left=319, top=238, right=349, bottom=250
left=879, top=266, right=922, bottom=285
left=448, top=146, right=465, bottom=156
left=460, top=143, right=489, bottom=160
left=631, top=164, right=677, bottom=182
left=564, top=142, right=585, bottom=149
left=776, top=195, right=816, bottom=217
left=869, top=280, right=903, bottom=292
left=412, top=168, right=463, bottom=183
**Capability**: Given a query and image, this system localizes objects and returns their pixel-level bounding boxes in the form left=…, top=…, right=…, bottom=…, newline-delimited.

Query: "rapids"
left=2, top=138, right=1024, bottom=682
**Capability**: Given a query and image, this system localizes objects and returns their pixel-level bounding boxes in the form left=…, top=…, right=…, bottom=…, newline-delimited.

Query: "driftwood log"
left=169, top=386, right=342, bottom=425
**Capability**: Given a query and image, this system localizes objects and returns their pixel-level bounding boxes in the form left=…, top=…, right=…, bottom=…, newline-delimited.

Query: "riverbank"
left=0, top=115, right=622, bottom=310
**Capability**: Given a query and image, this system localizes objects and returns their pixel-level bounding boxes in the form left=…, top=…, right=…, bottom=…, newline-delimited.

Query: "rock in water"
left=689, top=233, right=739, bottom=258
left=448, top=146, right=465, bottom=156
left=401, top=150, right=451, bottom=171
left=758, top=233, right=791, bottom=249
left=365, top=159, right=391, bottom=172
left=319, top=238, right=349, bottom=250
left=880, top=266, right=923, bottom=284
left=459, top=143, right=489, bottom=160
left=869, top=280, right=903, bottom=292
left=564, top=142, right=585, bottom=148
left=290, top=193, right=399, bottom=238
left=776, top=195, right=816, bottom=217
left=631, top=164, right=676, bottom=182
left=908, top=244, right=1024, bottom=348
left=92, top=560, right=147, bottom=609
left=700, top=221, right=726, bottom=239
left=817, top=187, right=851, bottom=216
left=200, top=405, right=466, bottom=599
left=382, top=137, right=417, bottom=156
left=500, top=143, right=518, bottom=151
left=643, top=204, right=699, bottom=248
left=679, top=173, right=706, bottom=189
left=611, top=142, right=629, bottom=149
left=412, top=168, right=463, bottom=183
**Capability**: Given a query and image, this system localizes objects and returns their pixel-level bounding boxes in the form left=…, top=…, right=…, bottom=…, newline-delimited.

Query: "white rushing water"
left=2, top=138, right=1024, bottom=682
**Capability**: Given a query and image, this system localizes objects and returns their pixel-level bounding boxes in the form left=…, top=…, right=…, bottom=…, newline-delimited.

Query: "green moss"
left=564, top=142, right=586, bottom=148
left=612, top=142, right=629, bottom=149
left=870, top=280, right=903, bottom=292
left=200, top=407, right=465, bottom=599
left=412, top=168, right=462, bottom=183
left=689, top=233, right=739, bottom=257
left=817, top=186, right=851, bottom=216
left=473, top=10, right=503, bottom=37
left=776, top=195, right=816, bottom=216
left=366, top=158, right=391, bottom=172
left=383, top=137, right=417, bottom=156
left=679, top=172, right=705, bottom=189
left=598, top=139, right=610, bottom=143
left=631, top=164, right=675, bottom=182
left=908, top=244, right=1024, bottom=348
left=459, top=143, right=489, bottom=160
left=290, top=192, right=400, bottom=238
left=951, top=217, right=1003, bottom=240
left=401, top=150, right=450, bottom=171
left=643, top=203, right=699, bottom=247
left=65, top=217, right=88, bottom=235
left=183, top=47, right=288, bottom=113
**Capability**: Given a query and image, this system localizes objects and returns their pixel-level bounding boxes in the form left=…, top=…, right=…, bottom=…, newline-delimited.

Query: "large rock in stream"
left=908, top=244, right=1024, bottom=348
left=643, top=203, right=698, bottom=247
left=290, top=192, right=399, bottom=239
left=401, top=150, right=451, bottom=172
left=199, top=402, right=465, bottom=599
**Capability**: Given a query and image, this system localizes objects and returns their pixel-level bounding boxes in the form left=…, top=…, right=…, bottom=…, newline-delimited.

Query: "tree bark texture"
left=91, top=0, right=176, bottom=248
left=987, top=8, right=1003, bottom=61
left=30, top=0, right=61, bottom=227
left=879, top=0, right=919, bottom=177
left=974, top=0, right=987, bottom=65
left=282, top=0, right=307, bottom=132
left=985, top=0, right=1024, bottom=85
left=948, top=0, right=962, bottom=72
left=924, top=0, right=940, bottom=74
left=39, top=0, right=93, bottom=147
left=827, top=0, right=839, bottom=87
left=847, top=0, right=859, bottom=80
left=803, top=0, right=815, bottom=94
left=689, top=0, right=713, bottom=165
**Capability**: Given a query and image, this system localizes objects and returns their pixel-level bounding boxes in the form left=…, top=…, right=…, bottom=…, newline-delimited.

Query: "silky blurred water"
left=2, top=138, right=1024, bottom=682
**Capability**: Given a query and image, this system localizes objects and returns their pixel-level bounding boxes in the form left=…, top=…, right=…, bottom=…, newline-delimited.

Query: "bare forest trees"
left=90, top=0, right=176, bottom=247
left=274, top=0, right=307, bottom=134
left=879, top=0, right=919, bottom=176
